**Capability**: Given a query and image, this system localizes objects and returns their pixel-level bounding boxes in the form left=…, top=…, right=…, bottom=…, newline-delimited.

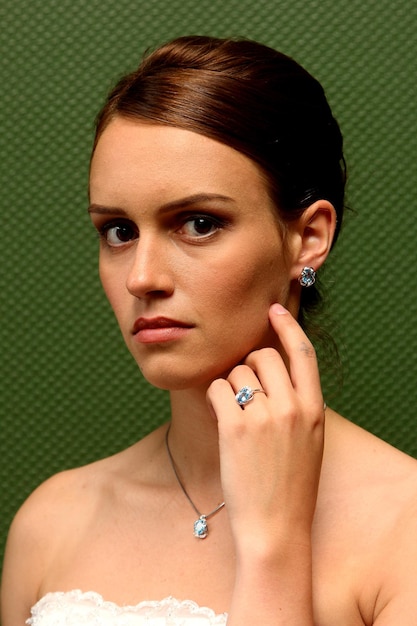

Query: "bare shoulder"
left=7, top=462, right=105, bottom=545
left=324, top=409, right=417, bottom=493
left=1, top=461, right=106, bottom=624
left=1, top=425, right=166, bottom=626
left=6, top=423, right=166, bottom=549
left=323, top=410, right=417, bottom=529
left=321, top=410, right=417, bottom=624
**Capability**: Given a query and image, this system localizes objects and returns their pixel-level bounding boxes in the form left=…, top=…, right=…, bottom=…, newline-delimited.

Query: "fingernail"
left=271, top=303, right=288, bottom=315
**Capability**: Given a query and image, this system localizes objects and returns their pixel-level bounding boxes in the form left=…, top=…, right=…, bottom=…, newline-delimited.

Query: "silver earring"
left=299, top=266, right=316, bottom=287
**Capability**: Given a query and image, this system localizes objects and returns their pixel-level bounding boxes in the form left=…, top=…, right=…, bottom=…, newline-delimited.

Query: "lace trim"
left=28, top=589, right=228, bottom=623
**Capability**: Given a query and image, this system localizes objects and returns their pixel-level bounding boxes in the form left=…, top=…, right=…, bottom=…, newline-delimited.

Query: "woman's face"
left=89, top=118, right=301, bottom=390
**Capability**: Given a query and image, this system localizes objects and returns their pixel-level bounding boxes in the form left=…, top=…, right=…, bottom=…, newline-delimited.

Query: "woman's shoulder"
left=13, top=428, right=160, bottom=527
left=316, top=410, right=417, bottom=619
left=1, top=427, right=166, bottom=623
left=324, top=409, right=417, bottom=493
left=1, top=464, right=102, bottom=624
left=9, top=424, right=167, bottom=541
left=326, top=409, right=417, bottom=471
left=6, top=461, right=108, bottom=562
left=322, top=409, right=417, bottom=537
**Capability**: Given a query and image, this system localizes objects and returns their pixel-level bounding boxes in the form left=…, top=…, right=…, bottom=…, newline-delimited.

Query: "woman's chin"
left=136, top=359, right=238, bottom=393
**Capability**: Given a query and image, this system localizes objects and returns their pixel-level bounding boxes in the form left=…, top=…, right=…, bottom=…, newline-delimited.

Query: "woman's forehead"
left=90, top=118, right=271, bottom=208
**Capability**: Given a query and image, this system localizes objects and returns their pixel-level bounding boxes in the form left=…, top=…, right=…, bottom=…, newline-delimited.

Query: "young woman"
left=2, top=36, right=417, bottom=626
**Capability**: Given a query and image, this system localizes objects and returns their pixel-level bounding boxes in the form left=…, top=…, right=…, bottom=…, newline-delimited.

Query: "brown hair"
left=93, top=35, right=346, bottom=347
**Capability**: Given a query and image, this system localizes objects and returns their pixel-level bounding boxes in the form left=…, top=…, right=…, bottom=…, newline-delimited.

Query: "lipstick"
left=132, top=317, right=193, bottom=344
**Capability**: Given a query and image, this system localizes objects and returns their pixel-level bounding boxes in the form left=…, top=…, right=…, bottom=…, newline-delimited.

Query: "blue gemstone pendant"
left=193, top=515, right=208, bottom=539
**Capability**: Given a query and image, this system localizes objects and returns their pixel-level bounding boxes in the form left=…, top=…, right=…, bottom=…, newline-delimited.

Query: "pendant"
left=193, top=515, right=208, bottom=539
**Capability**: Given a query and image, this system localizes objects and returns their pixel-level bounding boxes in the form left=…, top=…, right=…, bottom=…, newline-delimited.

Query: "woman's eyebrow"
left=88, top=203, right=128, bottom=216
left=87, top=194, right=235, bottom=216
left=158, top=193, right=235, bottom=212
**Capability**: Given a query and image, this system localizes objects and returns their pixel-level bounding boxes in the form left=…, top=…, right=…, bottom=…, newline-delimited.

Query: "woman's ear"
left=289, top=200, right=337, bottom=280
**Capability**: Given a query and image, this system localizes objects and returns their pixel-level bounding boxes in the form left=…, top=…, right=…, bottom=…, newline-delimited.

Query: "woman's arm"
left=208, top=303, right=324, bottom=624
left=1, top=499, right=45, bottom=626
left=1, top=470, right=77, bottom=626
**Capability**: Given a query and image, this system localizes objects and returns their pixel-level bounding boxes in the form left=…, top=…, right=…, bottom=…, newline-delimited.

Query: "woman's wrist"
left=228, top=540, right=314, bottom=626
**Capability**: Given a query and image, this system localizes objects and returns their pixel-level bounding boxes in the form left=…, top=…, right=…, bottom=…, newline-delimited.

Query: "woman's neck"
left=166, top=387, right=222, bottom=490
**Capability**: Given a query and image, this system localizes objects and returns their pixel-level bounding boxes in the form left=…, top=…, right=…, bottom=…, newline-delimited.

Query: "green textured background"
left=1, top=0, right=416, bottom=570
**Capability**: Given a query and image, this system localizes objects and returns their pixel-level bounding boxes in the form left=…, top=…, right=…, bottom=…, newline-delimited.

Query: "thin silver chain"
left=165, top=425, right=225, bottom=520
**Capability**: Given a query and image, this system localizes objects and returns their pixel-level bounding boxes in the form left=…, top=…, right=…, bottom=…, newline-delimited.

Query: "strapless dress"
left=27, top=589, right=228, bottom=625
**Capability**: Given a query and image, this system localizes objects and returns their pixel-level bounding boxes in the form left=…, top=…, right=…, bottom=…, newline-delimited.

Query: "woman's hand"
left=207, top=302, right=325, bottom=555
left=207, top=303, right=325, bottom=623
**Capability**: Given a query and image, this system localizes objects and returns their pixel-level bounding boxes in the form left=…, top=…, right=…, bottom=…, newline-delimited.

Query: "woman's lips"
left=132, top=317, right=194, bottom=344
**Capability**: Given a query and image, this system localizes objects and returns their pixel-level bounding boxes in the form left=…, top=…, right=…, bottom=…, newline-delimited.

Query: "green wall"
left=1, top=0, right=416, bottom=568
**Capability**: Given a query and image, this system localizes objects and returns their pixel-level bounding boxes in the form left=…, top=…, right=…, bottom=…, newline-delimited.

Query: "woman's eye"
left=100, top=221, right=138, bottom=247
left=180, top=215, right=223, bottom=238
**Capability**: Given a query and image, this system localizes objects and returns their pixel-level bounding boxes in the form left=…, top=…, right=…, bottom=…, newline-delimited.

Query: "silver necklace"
left=165, top=425, right=225, bottom=539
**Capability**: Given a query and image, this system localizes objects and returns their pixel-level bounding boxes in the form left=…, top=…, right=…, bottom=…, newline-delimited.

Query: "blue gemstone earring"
left=298, top=266, right=316, bottom=288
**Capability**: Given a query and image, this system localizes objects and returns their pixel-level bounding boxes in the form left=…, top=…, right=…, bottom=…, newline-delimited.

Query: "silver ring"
left=235, top=385, right=266, bottom=407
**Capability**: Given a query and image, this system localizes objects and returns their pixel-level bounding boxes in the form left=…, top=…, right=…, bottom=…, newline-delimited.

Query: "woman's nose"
left=126, top=236, right=174, bottom=298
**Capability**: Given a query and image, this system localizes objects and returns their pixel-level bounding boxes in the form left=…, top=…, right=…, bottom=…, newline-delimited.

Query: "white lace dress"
left=27, top=590, right=228, bottom=625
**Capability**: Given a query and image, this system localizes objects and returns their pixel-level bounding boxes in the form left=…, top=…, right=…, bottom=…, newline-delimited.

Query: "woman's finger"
left=261, top=303, right=323, bottom=409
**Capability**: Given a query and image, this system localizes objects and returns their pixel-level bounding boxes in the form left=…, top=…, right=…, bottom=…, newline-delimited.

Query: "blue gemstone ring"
left=235, top=385, right=266, bottom=407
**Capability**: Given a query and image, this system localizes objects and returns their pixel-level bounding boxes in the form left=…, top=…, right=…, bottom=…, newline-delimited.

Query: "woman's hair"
left=93, top=35, right=346, bottom=351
